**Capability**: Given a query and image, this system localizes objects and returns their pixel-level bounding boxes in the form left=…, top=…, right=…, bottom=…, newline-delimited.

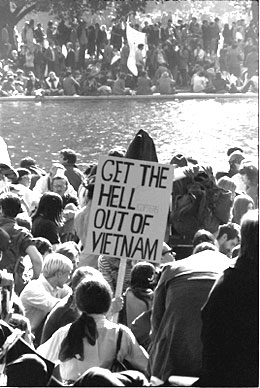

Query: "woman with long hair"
left=232, top=193, right=254, bottom=225
left=32, top=192, right=63, bottom=247
left=239, top=161, right=258, bottom=207
left=37, top=277, right=148, bottom=384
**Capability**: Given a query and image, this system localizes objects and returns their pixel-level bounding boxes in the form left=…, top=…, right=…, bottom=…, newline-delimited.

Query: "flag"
left=126, top=22, right=146, bottom=76
left=62, top=44, right=68, bottom=58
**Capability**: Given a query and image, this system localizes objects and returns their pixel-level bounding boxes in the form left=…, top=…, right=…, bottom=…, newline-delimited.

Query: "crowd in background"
left=0, top=15, right=258, bottom=96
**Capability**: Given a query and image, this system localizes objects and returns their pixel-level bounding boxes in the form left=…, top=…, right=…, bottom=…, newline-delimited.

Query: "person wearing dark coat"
left=197, top=209, right=258, bottom=387
left=148, top=249, right=230, bottom=383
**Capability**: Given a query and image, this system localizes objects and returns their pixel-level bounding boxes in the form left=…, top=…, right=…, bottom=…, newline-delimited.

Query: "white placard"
left=85, top=156, right=174, bottom=263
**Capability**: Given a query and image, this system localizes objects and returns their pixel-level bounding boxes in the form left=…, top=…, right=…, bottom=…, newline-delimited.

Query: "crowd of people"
left=0, top=133, right=258, bottom=386
left=0, top=15, right=258, bottom=96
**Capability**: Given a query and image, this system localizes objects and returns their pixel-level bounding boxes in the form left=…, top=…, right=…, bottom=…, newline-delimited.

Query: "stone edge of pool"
left=0, top=93, right=258, bottom=102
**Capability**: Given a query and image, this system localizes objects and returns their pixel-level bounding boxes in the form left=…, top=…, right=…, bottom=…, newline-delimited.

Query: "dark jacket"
left=197, top=261, right=259, bottom=387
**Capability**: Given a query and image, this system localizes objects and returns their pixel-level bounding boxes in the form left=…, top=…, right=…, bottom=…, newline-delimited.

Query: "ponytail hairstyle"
left=59, top=278, right=112, bottom=362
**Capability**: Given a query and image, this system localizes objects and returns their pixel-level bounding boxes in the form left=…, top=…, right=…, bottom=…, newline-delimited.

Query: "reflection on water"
left=0, top=98, right=258, bottom=173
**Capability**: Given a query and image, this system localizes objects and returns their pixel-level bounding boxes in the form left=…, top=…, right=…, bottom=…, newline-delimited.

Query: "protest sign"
left=85, top=155, right=174, bottom=264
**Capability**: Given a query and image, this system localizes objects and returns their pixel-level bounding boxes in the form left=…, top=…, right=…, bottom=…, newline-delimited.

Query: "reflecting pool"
left=0, top=98, right=258, bottom=173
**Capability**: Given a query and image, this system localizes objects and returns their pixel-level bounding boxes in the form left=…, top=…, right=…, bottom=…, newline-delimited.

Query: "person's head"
left=33, top=192, right=63, bottom=224
left=56, top=241, right=80, bottom=270
left=130, top=262, right=156, bottom=290
left=49, top=162, right=65, bottom=178
left=59, top=148, right=77, bottom=164
left=193, top=229, right=216, bottom=248
left=20, top=156, right=37, bottom=169
left=239, top=161, right=258, bottom=187
left=76, top=277, right=112, bottom=314
left=59, top=277, right=112, bottom=362
left=217, top=176, right=237, bottom=193
left=232, top=194, right=255, bottom=225
left=216, top=223, right=240, bottom=257
left=33, top=237, right=53, bottom=258
left=161, top=242, right=176, bottom=263
left=237, top=209, right=258, bottom=267
left=42, top=252, right=73, bottom=287
left=6, top=354, right=49, bottom=387
left=16, top=168, right=31, bottom=188
left=51, top=175, right=68, bottom=197
left=70, top=266, right=104, bottom=291
left=48, top=71, right=56, bottom=80
left=0, top=193, right=22, bottom=218
left=228, top=151, right=245, bottom=173
left=108, top=147, right=126, bottom=158
left=193, top=242, right=218, bottom=254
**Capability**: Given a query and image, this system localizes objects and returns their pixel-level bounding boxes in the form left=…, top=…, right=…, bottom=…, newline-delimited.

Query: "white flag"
left=126, top=22, right=146, bottom=76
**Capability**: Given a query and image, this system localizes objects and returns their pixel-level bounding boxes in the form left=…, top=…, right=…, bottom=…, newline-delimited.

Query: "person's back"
left=157, top=73, right=175, bottom=94
left=37, top=277, right=148, bottom=383
left=197, top=210, right=258, bottom=387
left=136, top=73, right=152, bottom=95
left=112, top=77, right=126, bottom=95
left=63, top=74, right=78, bottom=95
left=149, top=250, right=230, bottom=383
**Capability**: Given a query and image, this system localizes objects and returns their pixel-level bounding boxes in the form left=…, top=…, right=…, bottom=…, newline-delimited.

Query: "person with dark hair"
left=119, top=262, right=155, bottom=327
left=197, top=210, right=258, bottom=387
left=59, top=148, right=84, bottom=192
left=239, top=161, right=258, bottom=207
left=62, top=68, right=80, bottom=95
left=31, top=192, right=64, bottom=247
left=33, top=237, right=53, bottom=258
left=192, top=229, right=216, bottom=254
left=0, top=193, right=43, bottom=281
left=20, top=157, right=46, bottom=189
left=136, top=70, right=153, bottom=95
left=216, top=222, right=240, bottom=257
left=232, top=193, right=254, bottom=225
left=37, top=277, right=148, bottom=384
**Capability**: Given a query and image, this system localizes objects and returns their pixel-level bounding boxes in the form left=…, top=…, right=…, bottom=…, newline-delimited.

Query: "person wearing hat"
left=20, top=156, right=46, bottom=189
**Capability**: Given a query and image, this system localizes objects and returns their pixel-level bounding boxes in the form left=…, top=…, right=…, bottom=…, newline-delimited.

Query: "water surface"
left=0, top=98, right=258, bottom=173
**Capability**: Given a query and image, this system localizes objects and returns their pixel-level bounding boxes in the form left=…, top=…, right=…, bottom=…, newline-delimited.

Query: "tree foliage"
left=0, top=0, right=257, bottom=30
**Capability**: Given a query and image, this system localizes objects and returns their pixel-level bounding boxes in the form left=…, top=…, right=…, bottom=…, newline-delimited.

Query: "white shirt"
left=21, top=275, right=71, bottom=332
left=37, top=314, right=148, bottom=382
left=33, top=175, right=77, bottom=197
left=191, top=74, right=208, bottom=92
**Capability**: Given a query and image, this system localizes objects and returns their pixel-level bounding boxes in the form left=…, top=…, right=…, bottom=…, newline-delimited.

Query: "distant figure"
left=63, top=69, right=80, bottom=95
left=157, top=71, right=176, bottom=94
